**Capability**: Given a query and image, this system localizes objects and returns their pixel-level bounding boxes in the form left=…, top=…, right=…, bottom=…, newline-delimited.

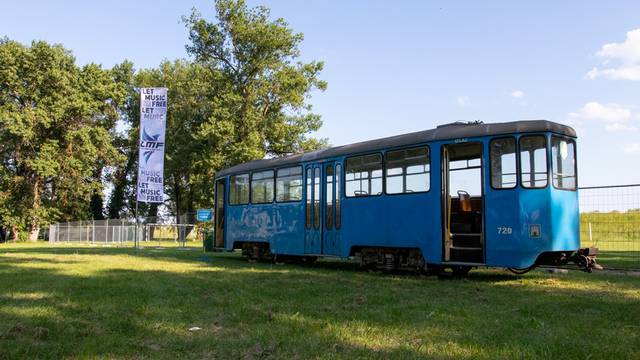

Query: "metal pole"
left=92, top=220, right=95, bottom=244
left=134, top=200, right=139, bottom=249
left=589, top=222, right=593, bottom=244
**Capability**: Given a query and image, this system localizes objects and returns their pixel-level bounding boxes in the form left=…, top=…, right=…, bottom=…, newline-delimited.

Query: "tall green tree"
left=0, top=39, right=127, bottom=240
left=184, top=0, right=328, bottom=164
left=107, top=0, right=328, bottom=220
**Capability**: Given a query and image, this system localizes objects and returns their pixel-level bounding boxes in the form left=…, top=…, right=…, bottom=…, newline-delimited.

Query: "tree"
left=0, top=39, right=127, bottom=240
left=107, top=0, right=328, bottom=221
left=185, top=0, right=328, bottom=163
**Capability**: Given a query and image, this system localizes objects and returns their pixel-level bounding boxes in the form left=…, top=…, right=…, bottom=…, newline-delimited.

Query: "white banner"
left=137, top=87, right=167, bottom=203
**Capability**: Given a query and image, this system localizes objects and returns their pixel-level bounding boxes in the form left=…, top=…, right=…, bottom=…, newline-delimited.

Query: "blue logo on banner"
left=140, top=127, right=164, bottom=164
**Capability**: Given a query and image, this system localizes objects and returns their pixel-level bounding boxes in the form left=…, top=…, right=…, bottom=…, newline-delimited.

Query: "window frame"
left=518, top=134, right=549, bottom=189
left=325, top=164, right=334, bottom=230
left=335, top=163, right=342, bottom=229
left=305, top=167, right=312, bottom=229
left=383, top=145, right=431, bottom=196
left=275, top=165, right=304, bottom=203
left=228, top=173, right=250, bottom=206
left=550, top=135, right=578, bottom=191
left=344, top=152, right=384, bottom=198
left=250, top=169, right=275, bottom=204
left=489, top=136, right=518, bottom=190
left=313, top=167, right=321, bottom=230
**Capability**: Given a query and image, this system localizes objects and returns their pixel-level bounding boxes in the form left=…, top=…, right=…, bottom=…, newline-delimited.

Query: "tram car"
left=212, top=120, right=599, bottom=274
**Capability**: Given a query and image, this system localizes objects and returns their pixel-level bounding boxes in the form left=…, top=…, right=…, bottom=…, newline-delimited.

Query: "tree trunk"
left=11, top=227, right=20, bottom=242
left=108, top=147, right=137, bottom=219
left=28, top=224, right=40, bottom=242
left=148, top=203, right=159, bottom=240
left=29, top=178, right=41, bottom=242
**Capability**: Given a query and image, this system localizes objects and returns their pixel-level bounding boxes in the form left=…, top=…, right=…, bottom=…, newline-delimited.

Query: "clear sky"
left=1, top=0, right=639, bottom=186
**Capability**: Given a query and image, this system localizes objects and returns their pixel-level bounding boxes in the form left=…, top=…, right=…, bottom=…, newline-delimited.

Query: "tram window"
left=551, top=137, right=577, bottom=190
left=490, top=138, right=517, bottom=189
left=313, top=167, right=320, bottom=229
left=250, top=170, right=274, bottom=204
left=326, top=165, right=333, bottom=229
left=276, top=166, right=303, bottom=202
left=335, top=164, right=342, bottom=229
left=385, top=147, right=430, bottom=194
left=229, top=173, right=250, bottom=205
left=305, top=168, right=312, bottom=229
left=346, top=154, right=383, bottom=197
left=520, top=136, right=548, bottom=188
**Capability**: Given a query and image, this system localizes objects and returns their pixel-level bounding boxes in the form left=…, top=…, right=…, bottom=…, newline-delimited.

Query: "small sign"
left=529, top=224, right=541, bottom=238
left=196, top=209, right=213, bottom=222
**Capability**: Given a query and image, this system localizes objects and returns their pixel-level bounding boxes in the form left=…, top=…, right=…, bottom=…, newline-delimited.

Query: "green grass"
left=580, top=211, right=640, bottom=269
left=1, top=243, right=639, bottom=359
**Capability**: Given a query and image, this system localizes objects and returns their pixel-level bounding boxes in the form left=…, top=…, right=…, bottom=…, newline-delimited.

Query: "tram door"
left=322, top=162, right=342, bottom=255
left=214, top=178, right=226, bottom=248
left=442, top=142, right=485, bottom=263
left=304, top=164, right=323, bottom=254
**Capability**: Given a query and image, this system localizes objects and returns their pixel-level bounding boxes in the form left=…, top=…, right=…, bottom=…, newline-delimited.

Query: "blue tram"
left=212, top=120, right=599, bottom=274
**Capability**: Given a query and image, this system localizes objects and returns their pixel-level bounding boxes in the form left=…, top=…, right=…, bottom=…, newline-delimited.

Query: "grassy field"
left=580, top=211, right=640, bottom=269
left=0, top=243, right=639, bottom=359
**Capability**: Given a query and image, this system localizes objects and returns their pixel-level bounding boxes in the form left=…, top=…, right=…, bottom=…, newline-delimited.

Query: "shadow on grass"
left=0, top=246, right=639, bottom=359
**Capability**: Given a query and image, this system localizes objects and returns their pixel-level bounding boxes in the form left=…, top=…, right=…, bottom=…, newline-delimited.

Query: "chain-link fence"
left=48, top=215, right=205, bottom=249
left=579, top=184, right=640, bottom=270
left=44, top=185, right=640, bottom=269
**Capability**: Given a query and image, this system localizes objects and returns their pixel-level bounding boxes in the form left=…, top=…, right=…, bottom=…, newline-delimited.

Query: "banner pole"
left=135, top=200, right=139, bottom=249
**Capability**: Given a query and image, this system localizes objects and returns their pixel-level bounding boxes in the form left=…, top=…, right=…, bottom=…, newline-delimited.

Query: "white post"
left=92, top=220, right=95, bottom=244
left=588, top=222, right=593, bottom=244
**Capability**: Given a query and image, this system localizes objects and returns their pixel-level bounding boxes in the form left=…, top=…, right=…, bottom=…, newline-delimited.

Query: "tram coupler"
left=571, top=247, right=602, bottom=272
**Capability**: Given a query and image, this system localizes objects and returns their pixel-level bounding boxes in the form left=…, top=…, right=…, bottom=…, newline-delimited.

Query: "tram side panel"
left=225, top=202, right=305, bottom=255
left=549, top=188, right=580, bottom=252
left=338, top=191, right=441, bottom=261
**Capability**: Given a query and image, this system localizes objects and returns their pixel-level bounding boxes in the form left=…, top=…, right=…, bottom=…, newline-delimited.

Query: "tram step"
left=450, top=233, right=482, bottom=248
left=450, top=248, right=483, bottom=263
left=450, top=246, right=482, bottom=251
left=451, top=222, right=473, bottom=233
left=450, top=232, right=482, bottom=237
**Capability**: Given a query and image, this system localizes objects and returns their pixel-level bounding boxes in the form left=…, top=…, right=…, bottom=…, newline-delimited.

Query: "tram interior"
left=444, top=143, right=484, bottom=263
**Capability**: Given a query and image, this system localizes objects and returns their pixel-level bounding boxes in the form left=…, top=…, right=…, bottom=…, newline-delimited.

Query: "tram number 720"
left=497, top=226, right=513, bottom=235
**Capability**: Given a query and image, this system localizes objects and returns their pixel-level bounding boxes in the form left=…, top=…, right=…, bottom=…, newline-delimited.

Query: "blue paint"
left=216, top=131, right=580, bottom=269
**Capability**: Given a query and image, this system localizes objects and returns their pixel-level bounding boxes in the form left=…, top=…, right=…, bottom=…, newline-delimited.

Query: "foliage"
left=0, top=40, right=127, bottom=239
left=106, top=0, right=328, bottom=219
left=0, top=0, right=328, bottom=231
left=184, top=0, right=328, bottom=163
left=0, top=244, right=639, bottom=359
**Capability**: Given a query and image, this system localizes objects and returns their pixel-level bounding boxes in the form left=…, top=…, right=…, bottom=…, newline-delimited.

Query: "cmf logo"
left=140, top=128, right=164, bottom=164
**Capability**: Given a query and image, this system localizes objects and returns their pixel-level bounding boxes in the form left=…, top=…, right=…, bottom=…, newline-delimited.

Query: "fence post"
left=67, top=222, right=70, bottom=242
left=92, top=220, right=95, bottom=244
left=588, top=222, right=593, bottom=244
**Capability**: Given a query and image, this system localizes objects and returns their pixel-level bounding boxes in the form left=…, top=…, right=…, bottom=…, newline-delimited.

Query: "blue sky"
left=1, top=0, right=639, bottom=186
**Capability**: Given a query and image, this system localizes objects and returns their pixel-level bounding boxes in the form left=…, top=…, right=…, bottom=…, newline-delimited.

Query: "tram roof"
left=216, top=120, right=575, bottom=177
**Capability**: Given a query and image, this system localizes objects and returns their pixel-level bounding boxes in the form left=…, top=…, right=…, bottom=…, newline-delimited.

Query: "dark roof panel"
left=216, top=120, right=575, bottom=177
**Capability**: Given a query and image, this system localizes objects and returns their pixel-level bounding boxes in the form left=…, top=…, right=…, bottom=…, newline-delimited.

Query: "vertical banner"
left=137, top=87, right=168, bottom=203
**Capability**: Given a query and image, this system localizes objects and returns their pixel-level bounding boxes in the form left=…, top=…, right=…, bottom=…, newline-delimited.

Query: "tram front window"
left=551, top=137, right=576, bottom=190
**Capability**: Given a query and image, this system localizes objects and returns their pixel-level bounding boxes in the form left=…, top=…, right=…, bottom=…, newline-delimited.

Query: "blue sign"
left=196, top=209, right=213, bottom=222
